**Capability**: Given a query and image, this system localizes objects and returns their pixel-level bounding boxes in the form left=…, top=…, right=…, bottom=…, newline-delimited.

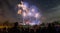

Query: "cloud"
left=44, top=5, right=60, bottom=23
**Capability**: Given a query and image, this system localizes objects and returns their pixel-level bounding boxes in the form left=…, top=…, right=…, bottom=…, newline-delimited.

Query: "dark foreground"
left=0, top=22, right=60, bottom=33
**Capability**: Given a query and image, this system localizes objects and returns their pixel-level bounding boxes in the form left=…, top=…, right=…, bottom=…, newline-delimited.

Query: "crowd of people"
left=0, top=22, right=60, bottom=33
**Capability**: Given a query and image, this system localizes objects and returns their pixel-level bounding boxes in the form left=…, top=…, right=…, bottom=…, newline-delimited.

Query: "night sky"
left=0, top=0, right=60, bottom=23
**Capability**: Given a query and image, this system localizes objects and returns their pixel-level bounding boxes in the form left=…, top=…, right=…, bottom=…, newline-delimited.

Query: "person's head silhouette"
left=14, top=22, right=18, bottom=27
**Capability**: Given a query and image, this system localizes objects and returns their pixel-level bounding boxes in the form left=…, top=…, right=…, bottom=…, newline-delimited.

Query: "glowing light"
left=21, top=4, right=27, bottom=10
left=23, top=12, right=26, bottom=17
left=17, top=1, right=41, bottom=25
left=18, top=4, right=21, bottom=7
left=35, top=13, right=39, bottom=18
left=31, top=8, right=35, bottom=12
left=18, top=1, right=23, bottom=7
left=18, top=1, right=27, bottom=10
left=23, top=23, right=26, bottom=25
left=18, top=10, right=22, bottom=14
left=26, top=9, right=29, bottom=13
left=30, top=5, right=38, bottom=12
left=28, top=12, right=32, bottom=16
left=22, top=6, right=27, bottom=10
left=21, top=1, right=23, bottom=4
left=29, top=22, right=36, bottom=26
left=26, top=21, right=30, bottom=24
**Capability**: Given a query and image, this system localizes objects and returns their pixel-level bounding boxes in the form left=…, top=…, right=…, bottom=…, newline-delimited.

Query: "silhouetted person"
left=8, top=22, right=20, bottom=33
left=47, top=23, right=56, bottom=33
left=3, top=27, right=8, bottom=33
left=29, top=29, right=34, bottom=33
left=55, top=24, right=60, bottom=33
left=36, top=27, right=41, bottom=33
left=24, top=28, right=29, bottom=33
left=0, top=29, right=3, bottom=33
